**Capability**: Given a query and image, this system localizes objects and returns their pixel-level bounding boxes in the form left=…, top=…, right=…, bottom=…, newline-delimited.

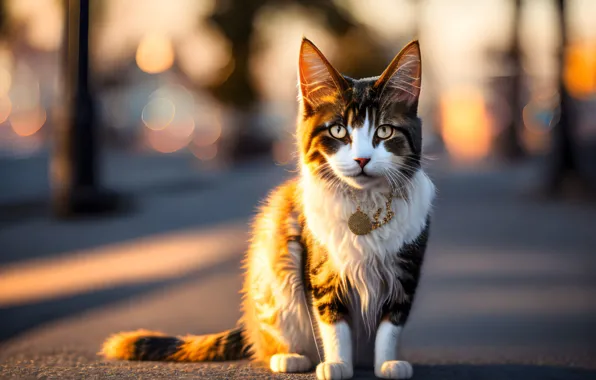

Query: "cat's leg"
left=316, top=320, right=353, bottom=380
left=376, top=221, right=429, bottom=378
left=374, top=276, right=417, bottom=379
left=311, top=289, right=353, bottom=379
left=373, top=319, right=412, bottom=379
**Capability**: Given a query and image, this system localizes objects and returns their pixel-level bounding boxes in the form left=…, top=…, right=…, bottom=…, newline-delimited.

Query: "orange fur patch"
left=169, top=334, right=220, bottom=361
left=100, top=329, right=165, bottom=360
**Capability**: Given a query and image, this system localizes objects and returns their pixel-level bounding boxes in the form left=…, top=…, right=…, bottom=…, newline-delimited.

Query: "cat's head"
left=297, top=38, right=422, bottom=192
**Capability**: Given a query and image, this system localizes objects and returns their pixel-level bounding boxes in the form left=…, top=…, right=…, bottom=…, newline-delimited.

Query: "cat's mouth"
left=345, top=171, right=373, bottom=178
left=342, top=171, right=383, bottom=189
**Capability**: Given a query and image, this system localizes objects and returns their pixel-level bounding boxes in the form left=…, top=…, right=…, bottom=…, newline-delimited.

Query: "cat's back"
left=251, top=177, right=302, bottom=237
left=245, top=177, right=304, bottom=276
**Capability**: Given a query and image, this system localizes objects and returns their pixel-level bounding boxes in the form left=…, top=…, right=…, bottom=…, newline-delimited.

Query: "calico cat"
left=101, top=38, right=435, bottom=380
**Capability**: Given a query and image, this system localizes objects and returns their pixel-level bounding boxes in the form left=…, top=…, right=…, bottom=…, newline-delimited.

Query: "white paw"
left=375, top=360, right=413, bottom=379
left=269, top=353, right=312, bottom=373
left=316, top=361, right=353, bottom=380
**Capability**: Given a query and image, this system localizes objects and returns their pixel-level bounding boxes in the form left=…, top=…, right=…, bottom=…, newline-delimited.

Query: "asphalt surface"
left=1, top=154, right=595, bottom=379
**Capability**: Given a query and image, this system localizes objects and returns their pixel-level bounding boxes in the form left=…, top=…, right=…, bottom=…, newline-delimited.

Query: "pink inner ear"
left=298, top=41, right=343, bottom=106
left=376, top=43, right=422, bottom=106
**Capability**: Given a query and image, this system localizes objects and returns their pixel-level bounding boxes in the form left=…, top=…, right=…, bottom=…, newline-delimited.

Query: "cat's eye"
left=329, top=125, right=347, bottom=139
left=376, top=125, right=394, bottom=140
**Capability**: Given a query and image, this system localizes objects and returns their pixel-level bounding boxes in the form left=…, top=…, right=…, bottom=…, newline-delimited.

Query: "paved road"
left=1, top=155, right=595, bottom=379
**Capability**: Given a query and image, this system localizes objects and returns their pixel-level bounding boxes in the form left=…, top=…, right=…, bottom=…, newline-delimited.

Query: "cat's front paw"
left=375, top=360, right=413, bottom=379
left=270, top=353, right=312, bottom=373
left=316, top=361, right=353, bottom=380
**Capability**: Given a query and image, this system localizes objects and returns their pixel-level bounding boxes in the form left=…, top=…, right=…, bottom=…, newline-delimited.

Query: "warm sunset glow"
left=440, top=89, right=491, bottom=162
left=0, top=223, right=247, bottom=307
left=0, top=96, right=11, bottom=123
left=564, top=42, right=596, bottom=99
left=136, top=34, right=175, bottom=74
left=9, top=107, right=46, bottom=136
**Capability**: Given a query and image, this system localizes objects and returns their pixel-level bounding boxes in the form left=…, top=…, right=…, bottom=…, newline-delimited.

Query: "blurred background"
left=0, top=0, right=595, bottom=378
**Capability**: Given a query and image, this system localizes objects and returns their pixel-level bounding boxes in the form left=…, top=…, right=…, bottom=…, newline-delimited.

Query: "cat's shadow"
left=346, top=364, right=596, bottom=380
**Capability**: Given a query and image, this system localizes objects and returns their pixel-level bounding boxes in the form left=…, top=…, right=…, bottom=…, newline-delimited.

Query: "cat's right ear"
left=298, top=38, right=347, bottom=114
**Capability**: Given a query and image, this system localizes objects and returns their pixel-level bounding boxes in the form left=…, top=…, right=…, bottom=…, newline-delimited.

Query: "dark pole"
left=495, top=0, right=526, bottom=160
left=546, top=0, right=584, bottom=195
left=52, top=0, right=121, bottom=217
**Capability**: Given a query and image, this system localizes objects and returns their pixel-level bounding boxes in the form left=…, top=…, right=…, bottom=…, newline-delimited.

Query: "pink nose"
left=354, top=158, right=371, bottom=169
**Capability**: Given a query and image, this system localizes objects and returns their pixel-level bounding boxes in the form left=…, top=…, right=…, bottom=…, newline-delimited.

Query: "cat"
left=101, top=38, right=435, bottom=380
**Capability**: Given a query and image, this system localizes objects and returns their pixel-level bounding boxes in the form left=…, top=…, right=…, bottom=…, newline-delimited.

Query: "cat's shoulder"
left=255, top=177, right=301, bottom=219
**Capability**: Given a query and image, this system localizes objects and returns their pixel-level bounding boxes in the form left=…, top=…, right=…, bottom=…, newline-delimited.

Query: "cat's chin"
left=343, top=175, right=386, bottom=191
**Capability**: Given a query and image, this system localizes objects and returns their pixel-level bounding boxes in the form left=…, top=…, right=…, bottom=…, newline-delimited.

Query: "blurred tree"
left=206, top=0, right=387, bottom=158
left=546, top=0, right=592, bottom=196
left=207, top=0, right=386, bottom=109
left=494, top=0, right=526, bottom=161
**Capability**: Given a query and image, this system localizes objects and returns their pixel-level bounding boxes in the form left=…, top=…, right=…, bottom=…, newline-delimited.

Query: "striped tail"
left=101, top=326, right=250, bottom=362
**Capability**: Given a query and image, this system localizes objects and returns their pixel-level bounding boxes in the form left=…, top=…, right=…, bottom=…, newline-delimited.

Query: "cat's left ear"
left=374, top=40, right=422, bottom=111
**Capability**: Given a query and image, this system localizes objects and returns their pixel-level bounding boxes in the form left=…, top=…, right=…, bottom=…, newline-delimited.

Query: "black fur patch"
left=384, top=216, right=431, bottom=326
left=133, top=336, right=183, bottom=361
left=222, top=328, right=249, bottom=360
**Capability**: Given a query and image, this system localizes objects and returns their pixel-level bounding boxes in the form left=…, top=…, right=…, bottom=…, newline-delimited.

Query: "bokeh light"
left=440, top=88, right=491, bottom=162
left=191, top=143, right=218, bottom=161
left=564, top=42, right=596, bottom=99
left=140, top=84, right=203, bottom=153
left=168, top=116, right=196, bottom=139
left=10, top=107, right=47, bottom=137
left=141, top=97, right=176, bottom=131
left=178, top=25, right=233, bottom=86
left=7, top=0, right=63, bottom=51
left=144, top=127, right=191, bottom=154
left=193, top=118, right=222, bottom=148
left=136, top=34, right=175, bottom=74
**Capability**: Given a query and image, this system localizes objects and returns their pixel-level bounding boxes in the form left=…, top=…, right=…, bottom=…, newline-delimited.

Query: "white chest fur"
left=300, top=167, right=435, bottom=330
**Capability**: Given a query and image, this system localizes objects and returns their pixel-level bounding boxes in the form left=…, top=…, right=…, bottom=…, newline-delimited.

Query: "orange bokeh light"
left=564, top=42, right=596, bottom=99
left=144, top=127, right=190, bottom=154
left=10, top=107, right=46, bottom=136
left=440, top=88, right=491, bottom=162
left=136, top=34, right=175, bottom=74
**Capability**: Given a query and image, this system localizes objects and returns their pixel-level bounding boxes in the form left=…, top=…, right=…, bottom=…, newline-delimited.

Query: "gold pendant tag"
left=348, top=210, right=373, bottom=235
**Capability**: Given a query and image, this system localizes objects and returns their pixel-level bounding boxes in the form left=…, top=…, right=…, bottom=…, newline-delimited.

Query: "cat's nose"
left=354, top=158, right=371, bottom=169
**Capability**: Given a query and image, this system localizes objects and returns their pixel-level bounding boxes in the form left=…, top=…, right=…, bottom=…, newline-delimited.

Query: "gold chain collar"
left=346, top=189, right=395, bottom=235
